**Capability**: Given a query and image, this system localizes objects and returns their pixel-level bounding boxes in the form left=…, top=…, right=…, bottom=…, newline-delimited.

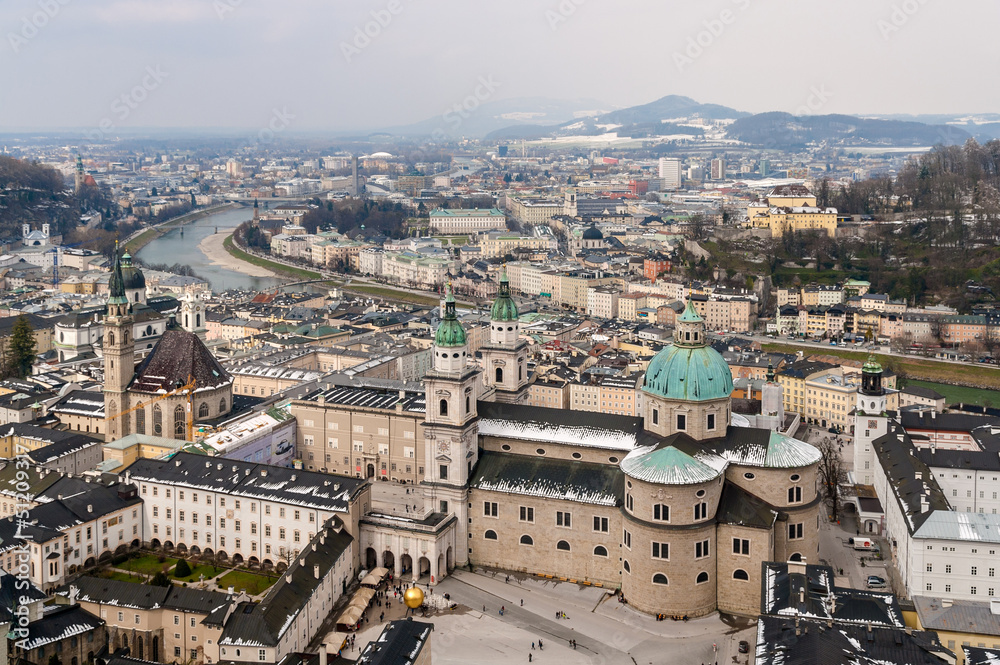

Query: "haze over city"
left=2, top=0, right=999, bottom=133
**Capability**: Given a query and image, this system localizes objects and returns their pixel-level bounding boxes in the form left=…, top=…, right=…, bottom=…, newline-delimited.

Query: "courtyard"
left=343, top=568, right=756, bottom=665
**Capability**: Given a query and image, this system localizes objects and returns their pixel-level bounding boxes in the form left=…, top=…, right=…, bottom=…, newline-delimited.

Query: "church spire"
left=107, top=241, right=128, bottom=307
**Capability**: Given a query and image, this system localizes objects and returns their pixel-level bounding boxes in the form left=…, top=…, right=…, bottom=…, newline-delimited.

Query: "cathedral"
left=294, top=274, right=824, bottom=618
left=103, top=248, right=233, bottom=442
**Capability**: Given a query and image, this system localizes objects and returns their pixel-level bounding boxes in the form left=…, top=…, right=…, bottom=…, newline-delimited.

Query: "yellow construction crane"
left=105, top=374, right=197, bottom=440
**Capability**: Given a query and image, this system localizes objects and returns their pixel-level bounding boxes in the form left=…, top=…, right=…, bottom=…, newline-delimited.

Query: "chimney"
left=931, top=410, right=936, bottom=419
left=175, top=460, right=181, bottom=467
left=261, top=469, right=267, bottom=477
left=228, top=586, right=234, bottom=595
left=942, top=599, right=953, bottom=608
left=285, top=573, right=293, bottom=584
left=313, top=564, right=320, bottom=579
left=920, top=496, right=929, bottom=513
left=299, top=557, right=306, bottom=567
left=87, top=505, right=92, bottom=513
left=991, top=598, right=1000, bottom=615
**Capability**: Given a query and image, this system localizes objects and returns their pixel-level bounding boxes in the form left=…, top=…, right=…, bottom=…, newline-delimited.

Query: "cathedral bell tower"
left=480, top=266, right=528, bottom=403
left=104, top=244, right=135, bottom=442
left=852, top=353, right=888, bottom=486
left=422, top=283, right=480, bottom=566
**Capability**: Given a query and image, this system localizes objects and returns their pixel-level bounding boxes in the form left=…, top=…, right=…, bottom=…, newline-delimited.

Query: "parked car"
left=866, top=575, right=887, bottom=589
left=738, top=640, right=750, bottom=654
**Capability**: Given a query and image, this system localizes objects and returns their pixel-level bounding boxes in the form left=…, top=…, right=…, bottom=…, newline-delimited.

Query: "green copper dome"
left=644, top=299, right=732, bottom=402
left=434, top=284, right=467, bottom=348
left=643, top=344, right=734, bottom=402
left=862, top=352, right=883, bottom=374
left=490, top=268, right=519, bottom=322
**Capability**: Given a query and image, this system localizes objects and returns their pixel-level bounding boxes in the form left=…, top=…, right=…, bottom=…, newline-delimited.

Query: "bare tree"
left=817, top=438, right=848, bottom=523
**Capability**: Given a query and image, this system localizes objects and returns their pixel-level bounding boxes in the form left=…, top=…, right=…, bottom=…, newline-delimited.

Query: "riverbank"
left=222, top=235, right=323, bottom=280
left=124, top=202, right=237, bottom=254
left=198, top=232, right=278, bottom=278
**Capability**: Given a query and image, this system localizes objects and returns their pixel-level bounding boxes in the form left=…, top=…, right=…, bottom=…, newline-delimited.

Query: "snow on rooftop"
left=478, top=415, right=637, bottom=451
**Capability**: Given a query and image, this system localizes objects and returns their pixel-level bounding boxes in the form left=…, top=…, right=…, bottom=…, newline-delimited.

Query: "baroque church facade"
left=293, top=274, right=824, bottom=617
left=103, top=248, right=234, bottom=443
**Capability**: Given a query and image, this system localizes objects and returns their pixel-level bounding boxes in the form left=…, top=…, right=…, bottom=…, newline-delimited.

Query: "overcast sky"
left=1, top=0, right=997, bottom=133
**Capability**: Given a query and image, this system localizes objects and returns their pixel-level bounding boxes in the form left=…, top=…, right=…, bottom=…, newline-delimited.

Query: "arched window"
left=789, top=553, right=802, bottom=562
left=174, top=405, right=185, bottom=437
left=135, top=406, right=145, bottom=435
left=696, top=572, right=709, bottom=584
left=465, top=395, right=470, bottom=413
left=198, top=403, right=209, bottom=418
left=593, top=545, right=608, bottom=557
left=733, top=569, right=749, bottom=581
left=556, top=540, right=570, bottom=551
left=219, top=398, right=227, bottom=413
left=652, top=573, right=668, bottom=585
left=108, top=331, right=114, bottom=346
left=439, top=399, right=448, bottom=417
left=495, top=367, right=503, bottom=383
left=623, top=560, right=631, bottom=573
left=196, top=313, right=201, bottom=328
left=484, top=530, right=498, bottom=540
left=519, top=535, right=533, bottom=546
left=153, top=404, right=162, bottom=434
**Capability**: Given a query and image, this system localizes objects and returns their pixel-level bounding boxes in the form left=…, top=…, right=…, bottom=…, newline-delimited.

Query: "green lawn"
left=119, top=554, right=176, bottom=575
left=223, top=235, right=323, bottom=280
left=104, top=570, right=146, bottom=583
left=346, top=284, right=441, bottom=307
left=908, top=379, right=1000, bottom=408
left=761, top=343, right=1000, bottom=390
left=172, top=563, right=226, bottom=583
left=218, top=570, right=278, bottom=595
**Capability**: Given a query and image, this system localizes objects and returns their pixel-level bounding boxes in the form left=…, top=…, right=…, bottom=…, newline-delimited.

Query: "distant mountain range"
left=382, top=94, right=986, bottom=148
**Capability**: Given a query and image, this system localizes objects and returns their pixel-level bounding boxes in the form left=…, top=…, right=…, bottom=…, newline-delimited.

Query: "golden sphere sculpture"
left=403, top=586, right=425, bottom=609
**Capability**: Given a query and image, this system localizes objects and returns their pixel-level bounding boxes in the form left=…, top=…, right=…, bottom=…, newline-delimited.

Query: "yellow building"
left=749, top=185, right=838, bottom=237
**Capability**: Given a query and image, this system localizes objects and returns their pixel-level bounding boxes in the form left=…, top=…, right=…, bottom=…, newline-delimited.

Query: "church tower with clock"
left=422, top=284, right=481, bottom=565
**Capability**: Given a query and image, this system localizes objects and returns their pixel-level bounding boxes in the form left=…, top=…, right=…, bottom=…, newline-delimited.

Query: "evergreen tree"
left=174, top=558, right=192, bottom=578
left=8, top=315, right=36, bottom=379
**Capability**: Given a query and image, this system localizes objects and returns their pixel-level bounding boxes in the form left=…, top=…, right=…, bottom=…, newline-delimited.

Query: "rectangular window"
left=439, top=465, right=448, bottom=481
left=519, top=507, right=534, bottom=523
left=707, top=413, right=716, bottom=430
left=623, top=529, right=631, bottom=549
left=946, top=565, right=952, bottom=574
left=788, top=487, right=802, bottom=503
left=695, top=540, right=710, bottom=558
left=788, top=523, right=803, bottom=540
left=556, top=511, right=571, bottom=528
left=652, top=542, right=668, bottom=559
left=483, top=502, right=498, bottom=517
left=652, top=409, right=658, bottom=425
left=593, top=516, right=608, bottom=533
left=653, top=504, right=669, bottom=521
left=694, top=502, right=707, bottom=521
left=677, top=414, right=686, bottom=430
left=733, top=538, right=750, bottom=556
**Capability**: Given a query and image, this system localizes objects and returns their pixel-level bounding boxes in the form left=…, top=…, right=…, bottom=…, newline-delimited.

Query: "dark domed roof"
left=582, top=224, right=604, bottom=240
left=120, top=251, right=146, bottom=290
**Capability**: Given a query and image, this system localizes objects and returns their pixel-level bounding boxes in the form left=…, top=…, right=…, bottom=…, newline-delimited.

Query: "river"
left=136, top=205, right=283, bottom=292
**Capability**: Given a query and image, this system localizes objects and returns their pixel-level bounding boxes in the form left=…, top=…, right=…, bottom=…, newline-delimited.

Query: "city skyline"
left=2, top=0, right=999, bottom=133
